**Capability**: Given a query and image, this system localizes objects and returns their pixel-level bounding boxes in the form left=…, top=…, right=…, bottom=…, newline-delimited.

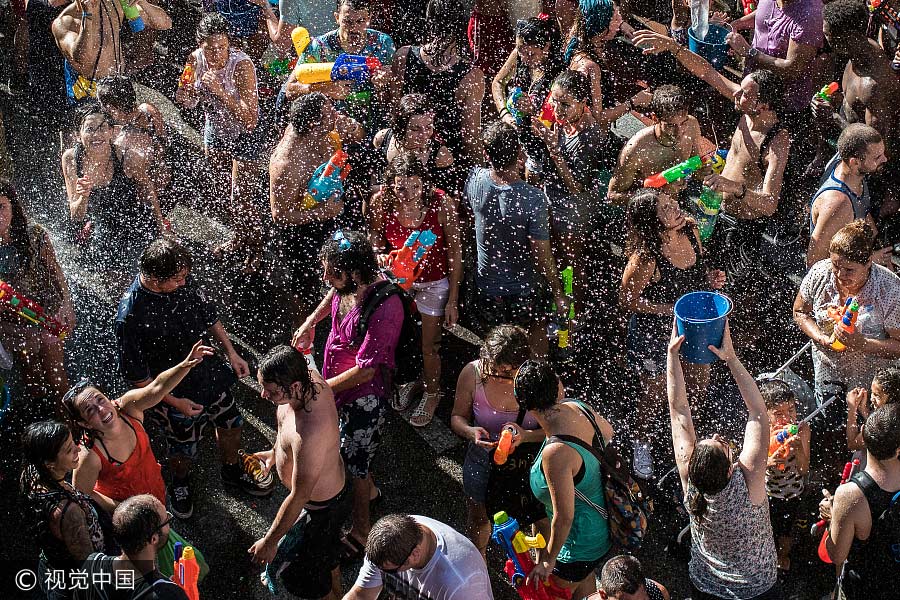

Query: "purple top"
left=322, top=286, right=404, bottom=408
left=751, top=0, right=823, bottom=112
left=469, top=361, right=540, bottom=438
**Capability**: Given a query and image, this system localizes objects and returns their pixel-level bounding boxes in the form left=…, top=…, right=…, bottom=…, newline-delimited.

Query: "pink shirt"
left=322, top=285, right=404, bottom=408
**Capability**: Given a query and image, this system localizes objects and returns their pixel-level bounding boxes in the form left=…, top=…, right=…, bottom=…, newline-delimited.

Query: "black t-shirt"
left=114, top=275, right=236, bottom=399
left=75, top=553, right=188, bottom=600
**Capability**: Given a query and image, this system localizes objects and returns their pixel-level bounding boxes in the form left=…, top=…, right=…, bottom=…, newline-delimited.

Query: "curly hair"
left=479, top=325, right=530, bottom=381
left=318, top=229, right=380, bottom=284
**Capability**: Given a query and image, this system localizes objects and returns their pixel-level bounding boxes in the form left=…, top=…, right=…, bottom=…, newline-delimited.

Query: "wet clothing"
left=339, top=393, right=387, bottom=479
left=686, top=468, right=778, bottom=599
left=470, top=360, right=539, bottom=438
left=401, top=47, right=473, bottom=159
left=90, top=413, right=167, bottom=506
left=376, top=130, right=453, bottom=191
left=150, top=390, right=243, bottom=460
left=765, top=443, right=803, bottom=501
left=382, top=190, right=449, bottom=284
left=0, top=224, right=65, bottom=318
left=809, top=153, right=872, bottom=234
left=354, top=515, right=494, bottom=599
left=530, top=401, right=611, bottom=566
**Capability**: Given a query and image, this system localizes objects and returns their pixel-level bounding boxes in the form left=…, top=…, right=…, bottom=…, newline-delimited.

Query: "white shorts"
left=409, top=277, right=450, bottom=317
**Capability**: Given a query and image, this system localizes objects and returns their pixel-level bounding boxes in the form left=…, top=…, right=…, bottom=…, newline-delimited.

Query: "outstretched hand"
left=707, top=319, right=736, bottom=362
left=668, top=319, right=685, bottom=354
left=182, top=340, right=214, bottom=368
left=632, top=30, right=677, bottom=55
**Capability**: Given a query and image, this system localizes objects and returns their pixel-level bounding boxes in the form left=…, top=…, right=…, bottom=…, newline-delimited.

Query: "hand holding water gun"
left=826, top=296, right=860, bottom=352
left=179, top=64, right=195, bottom=88
left=0, top=280, right=69, bottom=339
left=299, top=149, right=350, bottom=210
left=506, top=87, right=527, bottom=126
left=293, top=53, right=382, bottom=85
left=741, top=0, right=757, bottom=15
left=815, top=82, right=839, bottom=102
left=813, top=458, right=860, bottom=563
left=384, top=230, right=438, bottom=290
left=643, top=149, right=727, bottom=188
left=492, top=512, right=571, bottom=600
left=172, top=543, right=201, bottom=600
left=493, top=426, right=516, bottom=465
left=767, top=423, right=799, bottom=470
left=120, top=0, right=145, bottom=32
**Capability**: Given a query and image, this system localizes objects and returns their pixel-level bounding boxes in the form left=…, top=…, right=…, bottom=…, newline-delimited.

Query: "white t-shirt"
left=354, top=516, right=494, bottom=600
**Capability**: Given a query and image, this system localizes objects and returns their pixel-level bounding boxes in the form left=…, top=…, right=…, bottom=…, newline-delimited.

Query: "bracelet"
left=81, top=10, right=93, bottom=18
left=499, top=107, right=510, bottom=118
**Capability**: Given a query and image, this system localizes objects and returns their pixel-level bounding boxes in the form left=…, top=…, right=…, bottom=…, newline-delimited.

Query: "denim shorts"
left=463, top=443, right=491, bottom=503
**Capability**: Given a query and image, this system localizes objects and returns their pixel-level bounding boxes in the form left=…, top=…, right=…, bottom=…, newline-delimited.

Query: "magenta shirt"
left=322, top=286, right=404, bottom=408
left=751, top=0, right=823, bottom=112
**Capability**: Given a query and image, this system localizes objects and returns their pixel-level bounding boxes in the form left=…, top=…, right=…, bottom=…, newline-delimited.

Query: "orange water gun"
left=384, top=230, right=438, bottom=290
left=814, top=82, right=839, bottom=102
left=172, top=543, right=200, bottom=600
left=812, top=458, right=859, bottom=564
left=768, top=423, right=799, bottom=471
left=300, top=149, right=350, bottom=210
left=0, top=279, right=68, bottom=339
left=826, top=297, right=859, bottom=352
left=493, top=427, right=515, bottom=465
left=179, top=64, right=195, bottom=87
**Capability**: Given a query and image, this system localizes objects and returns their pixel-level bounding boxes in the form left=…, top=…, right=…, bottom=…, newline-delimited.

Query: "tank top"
left=401, top=47, right=471, bottom=158
left=192, top=48, right=258, bottom=141
left=382, top=190, right=449, bottom=283
left=529, top=401, right=611, bottom=563
left=765, top=445, right=804, bottom=500
left=28, top=483, right=106, bottom=568
left=809, top=153, right=871, bottom=235
left=470, top=360, right=539, bottom=437
left=641, top=228, right=707, bottom=305
left=0, top=224, right=64, bottom=316
left=91, top=413, right=167, bottom=506
left=686, top=468, right=778, bottom=598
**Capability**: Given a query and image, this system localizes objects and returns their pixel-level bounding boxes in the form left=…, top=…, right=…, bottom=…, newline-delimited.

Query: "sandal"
left=409, top=392, right=442, bottom=428
left=339, top=533, right=366, bottom=562
left=392, top=380, right=423, bottom=412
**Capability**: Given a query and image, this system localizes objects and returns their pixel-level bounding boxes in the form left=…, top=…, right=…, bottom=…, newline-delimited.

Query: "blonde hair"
left=829, top=219, right=874, bottom=264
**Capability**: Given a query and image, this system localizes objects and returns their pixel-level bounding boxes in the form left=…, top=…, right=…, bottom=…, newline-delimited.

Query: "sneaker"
left=632, top=440, right=654, bottom=480
left=223, top=451, right=276, bottom=497
left=169, top=478, right=194, bottom=519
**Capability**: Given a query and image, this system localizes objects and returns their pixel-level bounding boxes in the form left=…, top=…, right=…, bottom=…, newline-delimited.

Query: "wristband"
left=81, top=10, right=93, bottom=18
left=499, top=107, right=510, bottom=118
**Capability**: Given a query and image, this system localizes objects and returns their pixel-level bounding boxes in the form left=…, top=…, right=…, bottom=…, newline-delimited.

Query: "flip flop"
left=339, top=534, right=366, bottom=562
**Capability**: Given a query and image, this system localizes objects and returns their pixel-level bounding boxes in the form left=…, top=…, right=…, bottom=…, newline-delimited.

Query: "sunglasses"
left=333, top=230, right=351, bottom=251
left=379, top=546, right=414, bottom=574
left=61, top=378, right=92, bottom=407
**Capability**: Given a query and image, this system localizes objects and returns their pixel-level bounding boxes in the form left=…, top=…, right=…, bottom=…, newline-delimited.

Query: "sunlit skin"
left=79, top=114, right=113, bottom=153
left=829, top=253, right=871, bottom=295
left=733, top=77, right=762, bottom=116
left=142, top=267, right=190, bottom=294
left=656, top=110, right=690, bottom=146
left=768, top=400, right=798, bottom=429
left=401, top=114, right=436, bottom=151
left=47, top=433, right=81, bottom=478
left=547, top=87, right=585, bottom=128
left=200, top=34, right=230, bottom=72
left=856, top=141, right=888, bottom=175
left=257, top=377, right=299, bottom=406
left=871, top=380, right=888, bottom=409
left=589, top=5, right=624, bottom=47
left=74, top=387, right=120, bottom=431
left=515, top=39, right=550, bottom=69
left=656, top=192, right=687, bottom=231
left=335, top=5, right=370, bottom=54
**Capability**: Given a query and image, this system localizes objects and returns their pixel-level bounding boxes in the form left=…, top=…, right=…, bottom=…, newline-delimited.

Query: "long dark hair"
left=0, top=179, right=35, bottom=271
left=516, top=15, right=565, bottom=78
left=625, top=188, right=666, bottom=260
left=686, top=444, right=731, bottom=522
left=421, top=0, right=471, bottom=65
left=20, top=421, right=72, bottom=499
left=382, top=152, right=432, bottom=212
left=60, top=384, right=103, bottom=449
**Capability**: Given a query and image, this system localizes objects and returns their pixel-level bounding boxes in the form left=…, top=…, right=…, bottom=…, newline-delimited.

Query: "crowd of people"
left=2, top=0, right=900, bottom=597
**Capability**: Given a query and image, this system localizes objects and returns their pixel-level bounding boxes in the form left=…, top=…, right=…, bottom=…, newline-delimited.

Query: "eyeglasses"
left=333, top=230, right=351, bottom=251
left=61, top=378, right=92, bottom=407
left=379, top=546, right=414, bottom=574
left=156, top=510, right=174, bottom=534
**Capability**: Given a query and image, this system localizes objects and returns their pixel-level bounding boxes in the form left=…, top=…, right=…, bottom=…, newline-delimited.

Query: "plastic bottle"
left=690, top=0, right=710, bottom=41
left=178, top=546, right=200, bottom=600
left=493, top=427, right=514, bottom=465
left=694, top=187, right=722, bottom=241
left=120, top=0, right=145, bottom=32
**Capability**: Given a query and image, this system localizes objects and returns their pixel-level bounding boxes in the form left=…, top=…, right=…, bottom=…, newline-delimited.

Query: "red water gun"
left=741, top=0, right=757, bottom=15
left=492, top=511, right=571, bottom=600
left=0, top=279, right=68, bottom=339
left=179, top=64, right=195, bottom=87
left=811, top=458, right=860, bottom=564
left=384, top=229, right=438, bottom=290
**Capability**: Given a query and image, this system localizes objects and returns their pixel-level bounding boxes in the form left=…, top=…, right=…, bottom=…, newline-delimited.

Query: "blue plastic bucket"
left=688, top=23, right=732, bottom=72
left=674, top=292, right=733, bottom=364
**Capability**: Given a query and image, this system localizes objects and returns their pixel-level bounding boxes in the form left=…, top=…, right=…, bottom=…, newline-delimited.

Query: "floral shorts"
left=338, top=394, right=387, bottom=478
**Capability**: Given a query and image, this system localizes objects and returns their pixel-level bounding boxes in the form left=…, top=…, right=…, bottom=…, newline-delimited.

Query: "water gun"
left=179, top=64, right=195, bottom=88
left=869, top=0, right=900, bottom=27
left=812, top=458, right=860, bottom=563
left=643, top=149, right=727, bottom=188
left=741, top=0, right=756, bottom=15
left=494, top=427, right=515, bottom=465
left=814, top=82, right=839, bottom=102
left=538, top=92, right=556, bottom=128
left=299, top=149, right=350, bottom=210
left=559, top=266, right=574, bottom=351
left=767, top=423, right=799, bottom=470
left=506, top=87, right=526, bottom=125
left=826, top=296, right=859, bottom=352
left=120, top=0, right=145, bottom=32
left=293, top=54, right=382, bottom=85
left=172, top=544, right=200, bottom=600
left=492, top=512, right=572, bottom=600
left=291, top=26, right=312, bottom=57
left=0, top=280, right=68, bottom=339
left=384, top=230, right=438, bottom=290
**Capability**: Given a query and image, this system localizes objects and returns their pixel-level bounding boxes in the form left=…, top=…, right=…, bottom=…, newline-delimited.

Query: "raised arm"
left=134, top=0, right=172, bottom=30
left=666, top=326, right=696, bottom=492
left=117, top=340, right=213, bottom=417
left=52, top=0, right=99, bottom=74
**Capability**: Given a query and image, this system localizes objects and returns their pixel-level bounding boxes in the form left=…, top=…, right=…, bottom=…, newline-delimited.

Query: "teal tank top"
left=529, top=403, right=611, bottom=563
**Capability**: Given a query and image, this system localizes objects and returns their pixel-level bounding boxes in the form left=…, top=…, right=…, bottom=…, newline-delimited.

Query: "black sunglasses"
left=61, top=378, right=92, bottom=407
left=379, top=546, right=414, bottom=574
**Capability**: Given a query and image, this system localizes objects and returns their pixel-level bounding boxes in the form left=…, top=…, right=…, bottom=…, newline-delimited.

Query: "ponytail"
left=687, top=488, right=709, bottom=521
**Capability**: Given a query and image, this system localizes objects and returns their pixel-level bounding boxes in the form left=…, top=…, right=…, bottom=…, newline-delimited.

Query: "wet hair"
left=837, top=123, right=882, bottom=162
left=258, top=345, right=319, bottom=412
left=747, top=69, right=783, bottom=109
left=139, top=237, right=194, bottom=280
left=482, top=121, right=520, bottom=169
left=824, top=0, right=870, bottom=38
left=59, top=383, right=105, bottom=448
left=551, top=70, right=590, bottom=103
left=479, top=325, right=530, bottom=380
left=96, top=75, right=137, bottom=112
left=759, top=379, right=796, bottom=411
left=516, top=15, right=564, bottom=73
left=196, top=12, right=230, bottom=44
left=383, top=151, right=428, bottom=187
left=513, top=360, right=559, bottom=412
left=625, top=188, right=667, bottom=260
left=391, top=94, right=432, bottom=141
left=650, top=85, right=689, bottom=120
left=289, top=93, right=329, bottom=136
left=0, top=179, right=36, bottom=274
left=365, top=514, right=423, bottom=568
left=422, top=0, right=471, bottom=64
left=75, top=102, right=110, bottom=130
left=599, top=555, right=646, bottom=596
left=873, top=368, right=900, bottom=405
left=318, top=229, right=379, bottom=284
left=113, top=494, right=165, bottom=556
left=863, top=404, right=900, bottom=461
left=20, top=421, right=72, bottom=499
left=686, top=443, right=731, bottom=521
left=335, top=0, right=371, bottom=10
left=828, top=219, right=874, bottom=265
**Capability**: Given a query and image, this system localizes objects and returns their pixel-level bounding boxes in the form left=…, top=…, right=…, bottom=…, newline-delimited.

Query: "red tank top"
left=92, top=413, right=166, bottom=506
left=383, top=190, right=449, bottom=283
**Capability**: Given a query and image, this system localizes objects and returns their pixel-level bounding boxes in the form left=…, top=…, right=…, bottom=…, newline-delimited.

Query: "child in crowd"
left=847, top=367, right=900, bottom=451
left=761, top=379, right=810, bottom=572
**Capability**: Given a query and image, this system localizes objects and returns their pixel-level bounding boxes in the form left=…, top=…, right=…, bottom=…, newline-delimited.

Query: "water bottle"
left=694, top=187, right=722, bottom=241
left=690, top=0, right=709, bottom=41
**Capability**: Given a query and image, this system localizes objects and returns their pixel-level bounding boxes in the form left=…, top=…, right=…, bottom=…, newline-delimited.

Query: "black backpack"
left=355, top=280, right=423, bottom=389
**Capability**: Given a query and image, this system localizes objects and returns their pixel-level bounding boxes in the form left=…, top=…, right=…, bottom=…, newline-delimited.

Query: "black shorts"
left=768, top=495, right=801, bottom=539
left=552, top=555, right=604, bottom=583
left=266, top=220, right=336, bottom=309
left=269, top=483, right=352, bottom=598
left=470, top=282, right=552, bottom=334
left=149, top=390, right=243, bottom=460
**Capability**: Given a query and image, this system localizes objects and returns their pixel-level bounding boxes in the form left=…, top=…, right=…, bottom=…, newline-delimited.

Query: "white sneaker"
left=632, top=440, right=654, bottom=480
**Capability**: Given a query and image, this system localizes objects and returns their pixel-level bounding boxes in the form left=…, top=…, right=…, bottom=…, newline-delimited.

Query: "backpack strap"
left=354, top=281, right=402, bottom=343
left=131, top=570, right=183, bottom=600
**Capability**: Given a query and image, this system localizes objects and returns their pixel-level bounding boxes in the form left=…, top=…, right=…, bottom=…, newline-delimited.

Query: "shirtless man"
left=607, top=85, right=703, bottom=206
left=632, top=31, right=791, bottom=221
left=250, top=345, right=349, bottom=600
left=52, top=0, right=171, bottom=103
left=269, top=93, right=362, bottom=326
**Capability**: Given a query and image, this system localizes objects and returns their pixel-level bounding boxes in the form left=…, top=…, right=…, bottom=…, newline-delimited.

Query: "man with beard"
left=607, top=85, right=703, bottom=206
left=249, top=345, right=349, bottom=599
left=78, top=494, right=188, bottom=599
left=808, top=124, right=889, bottom=266
left=291, top=230, right=403, bottom=563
